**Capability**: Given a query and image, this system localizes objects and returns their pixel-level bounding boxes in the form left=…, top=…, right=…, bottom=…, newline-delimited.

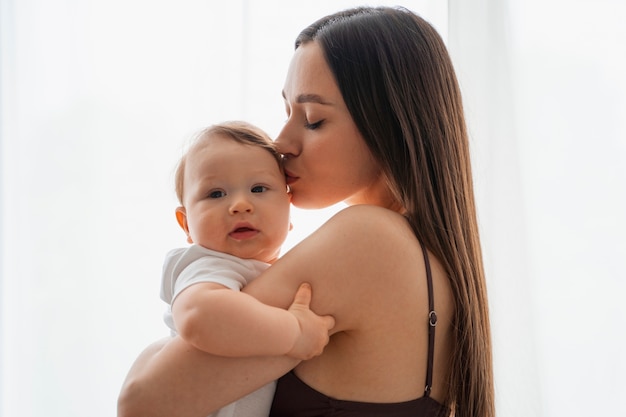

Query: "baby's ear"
left=175, top=207, right=193, bottom=244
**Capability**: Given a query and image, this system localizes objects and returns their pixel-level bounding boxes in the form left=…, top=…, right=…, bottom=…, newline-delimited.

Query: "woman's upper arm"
left=243, top=205, right=411, bottom=332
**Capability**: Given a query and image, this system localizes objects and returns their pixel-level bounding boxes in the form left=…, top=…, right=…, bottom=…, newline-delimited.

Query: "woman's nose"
left=274, top=123, right=299, bottom=157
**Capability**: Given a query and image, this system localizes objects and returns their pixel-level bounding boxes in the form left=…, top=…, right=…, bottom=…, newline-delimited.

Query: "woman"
left=118, top=6, right=494, bottom=417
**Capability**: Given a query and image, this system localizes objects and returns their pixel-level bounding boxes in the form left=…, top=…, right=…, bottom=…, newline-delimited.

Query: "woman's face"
left=275, top=41, right=383, bottom=209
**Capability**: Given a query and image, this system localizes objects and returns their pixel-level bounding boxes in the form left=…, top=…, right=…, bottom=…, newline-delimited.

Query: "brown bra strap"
left=419, top=240, right=437, bottom=397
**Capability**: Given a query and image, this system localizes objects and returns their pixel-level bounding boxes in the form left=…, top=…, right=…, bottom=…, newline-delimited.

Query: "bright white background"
left=0, top=1, right=624, bottom=416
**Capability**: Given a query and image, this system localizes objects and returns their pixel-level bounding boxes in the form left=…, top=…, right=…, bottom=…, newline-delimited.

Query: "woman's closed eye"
left=304, top=119, right=324, bottom=130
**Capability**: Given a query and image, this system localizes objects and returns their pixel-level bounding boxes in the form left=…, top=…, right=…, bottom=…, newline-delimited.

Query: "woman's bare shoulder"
left=326, top=203, right=406, bottom=222
left=322, top=204, right=411, bottom=236
left=292, top=206, right=419, bottom=319
left=273, top=205, right=418, bottom=286
left=244, top=205, right=422, bottom=330
left=316, top=205, right=416, bottom=253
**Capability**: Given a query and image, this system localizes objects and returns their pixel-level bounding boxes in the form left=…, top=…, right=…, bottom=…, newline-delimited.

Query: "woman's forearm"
left=118, top=336, right=298, bottom=417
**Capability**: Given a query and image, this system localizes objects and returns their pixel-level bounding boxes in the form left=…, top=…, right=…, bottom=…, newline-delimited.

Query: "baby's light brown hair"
left=174, top=121, right=282, bottom=205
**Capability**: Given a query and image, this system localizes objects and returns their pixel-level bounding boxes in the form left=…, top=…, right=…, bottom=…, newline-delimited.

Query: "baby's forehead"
left=192, top=132, right=276, bottom=154
left=190, top=132, right=229, bottom=150
left=186, top=137, right=283, bottom=176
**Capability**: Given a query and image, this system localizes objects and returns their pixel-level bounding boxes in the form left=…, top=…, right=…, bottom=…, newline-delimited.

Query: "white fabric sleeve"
left=160, top=245, right=270, bottom=303
left=159, top=245, right=270, bottom=334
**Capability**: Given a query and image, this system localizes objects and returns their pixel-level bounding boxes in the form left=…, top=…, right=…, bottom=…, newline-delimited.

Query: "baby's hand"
left=286, top=283, right=335, bottom=360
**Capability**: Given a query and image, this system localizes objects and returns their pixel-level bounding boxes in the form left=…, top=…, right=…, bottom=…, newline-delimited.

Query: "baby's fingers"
left=291, top=283, right=312, bottom=308
left=322, top=314, right=336, bottom=331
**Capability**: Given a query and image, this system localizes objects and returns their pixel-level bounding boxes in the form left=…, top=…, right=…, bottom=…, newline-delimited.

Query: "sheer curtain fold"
left=449, top=1, right=626, bottom=416
left=448, top=1, right=542, bottom=415
left=0, top=2, right=253, bottom=416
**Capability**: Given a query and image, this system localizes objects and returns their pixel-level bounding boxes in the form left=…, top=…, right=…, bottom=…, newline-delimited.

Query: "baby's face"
left=180, top=135, right=290, bottom=263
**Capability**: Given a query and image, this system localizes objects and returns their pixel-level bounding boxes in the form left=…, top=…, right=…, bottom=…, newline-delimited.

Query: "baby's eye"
left=209, top=190, right=226, bottom=199
left=251, top=185, right=267, bottom=193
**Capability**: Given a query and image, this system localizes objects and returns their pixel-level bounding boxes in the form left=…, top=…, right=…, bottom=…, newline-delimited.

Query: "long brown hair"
left=296, top=7, right=494, bottom=417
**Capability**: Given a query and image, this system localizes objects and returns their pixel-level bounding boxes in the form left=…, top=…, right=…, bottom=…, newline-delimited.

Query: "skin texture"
left=118, top=40, right=454, bottom=417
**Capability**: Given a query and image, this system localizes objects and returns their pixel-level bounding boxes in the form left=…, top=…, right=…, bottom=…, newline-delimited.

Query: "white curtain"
left=1, top=1, right=624, bottom=416
left=449, top=0, right=626, bottom=416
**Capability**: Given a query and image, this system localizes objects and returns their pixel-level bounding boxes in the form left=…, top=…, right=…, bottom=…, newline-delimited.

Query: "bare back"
left=244, top=204, right=454, bottom=404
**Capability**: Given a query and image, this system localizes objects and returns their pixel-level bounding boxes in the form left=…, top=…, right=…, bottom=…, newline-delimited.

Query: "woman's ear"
left=175, top=206, right=193, bottom=244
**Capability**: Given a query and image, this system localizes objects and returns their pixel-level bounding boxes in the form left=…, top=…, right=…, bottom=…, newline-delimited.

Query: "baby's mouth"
left=229, top=225, right=259, bottom=240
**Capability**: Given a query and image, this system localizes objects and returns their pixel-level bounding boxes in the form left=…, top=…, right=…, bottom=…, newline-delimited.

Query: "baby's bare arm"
left=173, top=282, right=334, bottom=359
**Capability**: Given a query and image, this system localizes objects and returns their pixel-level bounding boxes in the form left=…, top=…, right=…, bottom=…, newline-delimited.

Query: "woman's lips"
left=284, top=169, right=298, bottom=185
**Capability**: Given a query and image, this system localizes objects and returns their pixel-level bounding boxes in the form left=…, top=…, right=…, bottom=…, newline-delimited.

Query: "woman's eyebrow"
left=282, top=91, right=333, bottom=105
